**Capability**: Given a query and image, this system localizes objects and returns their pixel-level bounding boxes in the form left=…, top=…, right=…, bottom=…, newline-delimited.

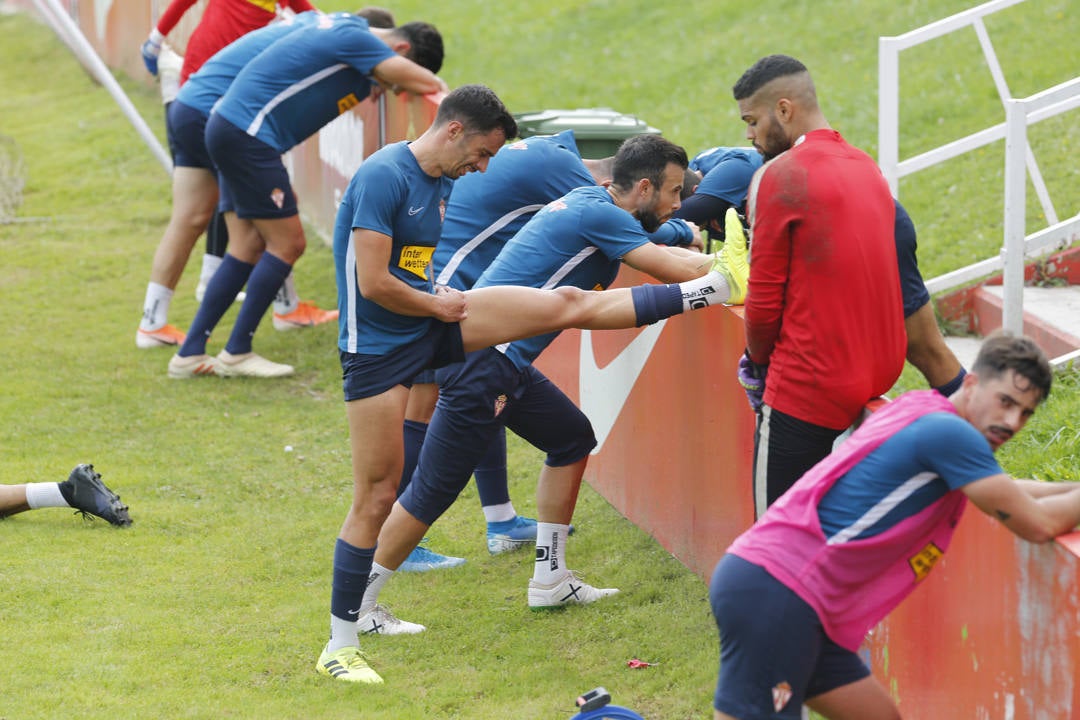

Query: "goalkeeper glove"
left=141, top=29, right=164, bottom=76
left=737, top=350, right=768, bottom=411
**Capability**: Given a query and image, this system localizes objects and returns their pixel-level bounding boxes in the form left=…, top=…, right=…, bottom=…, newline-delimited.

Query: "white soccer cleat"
left=215, top=350, right=294, bottom=378
left=167, top=353, right=221, bottom=379
left=527, top=570, right=619, bottom=609
left=356, top=604, right=426, bottom=635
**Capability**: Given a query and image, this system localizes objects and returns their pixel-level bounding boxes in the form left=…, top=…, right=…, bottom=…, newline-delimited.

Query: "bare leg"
left=805, top=675, right=901, bottom=720
left=405, top=382, right=438, bottom=424
left=0, top=485, right=30, bottom=517
left=535, top=458, right=586, bottom=525
left=221, top=212, right=267, bottom=264
left=904, top=301, right=962, bottom=388
left=149, top=167, right=218, bottom=289
left=252, top=214, right=307, bottom=265
left=373, top=501, right=431, bottom=570
left=341, top=385, right=411, bottom=548
left=460, top=285, right=640, bottom=352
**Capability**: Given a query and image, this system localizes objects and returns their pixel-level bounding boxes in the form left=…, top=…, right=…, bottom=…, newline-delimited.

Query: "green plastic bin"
left=512, top=108, right=662, bottom=159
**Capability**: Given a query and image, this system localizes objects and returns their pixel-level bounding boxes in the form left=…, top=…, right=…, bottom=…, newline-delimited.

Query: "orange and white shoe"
left=272, top=301, right=339, bottom=331
left=167, top=353, right=220, bottom=379
left=136, top=324, right=186, bottom=349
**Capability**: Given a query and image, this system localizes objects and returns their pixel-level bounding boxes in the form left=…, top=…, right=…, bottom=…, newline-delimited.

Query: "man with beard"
left=322, top=100, right=749, bottom=682
left=733, top=54, right=907, bottom=516
left=348, top=133, right=750, bottom=641
left=709, top=332, right=1075, bottom=719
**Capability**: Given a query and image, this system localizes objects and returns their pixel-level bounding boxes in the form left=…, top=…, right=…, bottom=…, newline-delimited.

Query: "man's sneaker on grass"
left=215, top=350, right=294, bottom=378
left=528, top=570, right=618, bottom=610
left=168, top=353, right=221, bottom=379
left=273, top=301, right=339, bottom=331
left=356, top=605, right=426, bottom=636
left=487, top=515, right=538, bottom=555
left=398, top=541, right=465, bottom=572
left=316, top=645, right=383, bottom=684
left=65, top=464, right=131, bottom=527
left=136, top=324, right=186, bottom=349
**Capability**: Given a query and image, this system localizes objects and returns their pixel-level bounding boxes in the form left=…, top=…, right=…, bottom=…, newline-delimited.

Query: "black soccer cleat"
left=66, top=464, right=132, bottom=527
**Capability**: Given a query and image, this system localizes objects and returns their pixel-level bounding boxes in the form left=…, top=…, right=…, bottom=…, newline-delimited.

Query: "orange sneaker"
left=136, top=324, right=186, bottom=349
left=272, top=301, right=339, bottom=331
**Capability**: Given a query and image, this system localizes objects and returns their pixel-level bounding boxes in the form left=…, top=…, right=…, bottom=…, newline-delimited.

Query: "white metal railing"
left=878, top=0, right=1080, bottom=358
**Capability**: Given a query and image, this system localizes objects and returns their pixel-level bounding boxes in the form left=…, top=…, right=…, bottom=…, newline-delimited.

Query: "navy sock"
left=399, top=419, right=428, bottom=497
left=330, top=538, right=375, bottom=621
left=474, top=426, right=509, bottom=507
left=630, top=284, right=684, bottom=326
left=934, top=368, right=967, bottom=397
left=178, top=254, right=253, bottom=357
left=224, top=252, right=292, bottom=355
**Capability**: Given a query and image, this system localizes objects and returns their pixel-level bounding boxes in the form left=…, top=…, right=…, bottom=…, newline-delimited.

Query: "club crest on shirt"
left=545, top=199, right=568, bottom=213
left=507, top=140, right=528, bottom=151
left=439, top=198, right=446, bottom=223
left=772, top=681, right=792, bottom=711
left=493, top=393, right=507, bottom=417
left=908, top=541, right=944, bottom=582
left=270, top=188, right=285, bottom=209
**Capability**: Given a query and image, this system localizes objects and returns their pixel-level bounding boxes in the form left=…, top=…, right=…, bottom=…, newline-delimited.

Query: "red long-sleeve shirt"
left=745, top=129, right=906, bottom=430
left=155, top=0, right=316, bottom=84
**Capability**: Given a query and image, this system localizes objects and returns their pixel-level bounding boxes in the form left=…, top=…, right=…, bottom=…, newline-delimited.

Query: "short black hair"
left=434, top=84, right=518, bottom=140
left=973, top=330, right=1053, bottom=403
left=732, top=54, right=809, bottom=101
left=395, top=21, right=443, bottom=75
left=611, top=134, right=688, bottom=194
left=356, top=6, right=395, bottom=29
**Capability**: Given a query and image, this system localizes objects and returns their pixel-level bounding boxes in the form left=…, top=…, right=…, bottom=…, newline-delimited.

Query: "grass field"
left=0, top=1, right=1077, bottom=719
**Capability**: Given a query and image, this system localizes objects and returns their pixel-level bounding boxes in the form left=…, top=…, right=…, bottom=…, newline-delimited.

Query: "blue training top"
left=474, top=184, right=652, bottom=370
left=688, top=146, right=763, bottom=207
left=175, top=11, right=321, bottom=116
left=818, top=412, right=1003, bottom=540
left=214, top=13, right=395, bottom=153
left=334, top=141, right=454, bottom=354
left=433, top=130, right=596, bottom=291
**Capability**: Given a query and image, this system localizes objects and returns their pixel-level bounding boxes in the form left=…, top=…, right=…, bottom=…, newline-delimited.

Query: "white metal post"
left=878, top=37, right=900, bottom=196
left=1001, top=99, right=1027, bottom=335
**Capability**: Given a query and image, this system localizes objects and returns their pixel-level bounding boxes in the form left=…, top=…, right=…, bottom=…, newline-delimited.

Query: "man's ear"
left=776, top=97, right=793, bottom=123
left=446, top=119, right=464, bottom=141
left=635, top=177, right=652, bottom=197
left=390, top=39, right=411, bottom=56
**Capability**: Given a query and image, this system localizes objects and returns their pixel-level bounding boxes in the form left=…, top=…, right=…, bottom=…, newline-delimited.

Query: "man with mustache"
left=709, top=331, right=1077, bottom=719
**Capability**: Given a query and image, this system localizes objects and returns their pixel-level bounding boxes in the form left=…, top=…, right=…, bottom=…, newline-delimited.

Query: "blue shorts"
left=166, top=101, right=213, bottom=169
left=894, top=202, right=931, bottom=318
left=205, top=113, right=297, bottom=220
left=709, top=554, right=869, bottom=718
left=399, top=347, right=596, bottom=525
left=340, top=321, right=464, bottom=401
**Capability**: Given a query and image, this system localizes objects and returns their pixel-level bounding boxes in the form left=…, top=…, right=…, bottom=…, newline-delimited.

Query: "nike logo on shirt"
left=408, top=206, right=424, bottom=216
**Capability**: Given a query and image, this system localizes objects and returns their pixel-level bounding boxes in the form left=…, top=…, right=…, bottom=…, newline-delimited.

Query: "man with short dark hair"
left=168, top=14, right=448, bottom=379
left=352, top=132, right=751, bottom=638
left=320, top=99, right=749, bottom=682
left=732, top=54, right=907, bottom=516
left=709, top=332, right=1077, bottom=719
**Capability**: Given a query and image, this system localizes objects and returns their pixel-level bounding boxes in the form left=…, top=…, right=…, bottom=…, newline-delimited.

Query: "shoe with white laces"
left=65, top=464, right=132, bottom=527
left=215, top=350, right=294, bottom=378
left=315, top=644, right=383, bottom=684
left=398, top=541, right=465, bottom=572
left=273, top=300, right=338, bottom=331
left=356, top=604, right=426, bottom=636
left=528, top=570, right=619, bottom=610
left=136, top=324, right=186, bottom=349
left=168, top=353, right=221, bottom=379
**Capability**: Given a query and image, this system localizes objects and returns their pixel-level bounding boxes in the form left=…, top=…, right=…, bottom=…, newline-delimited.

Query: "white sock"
left=482, top=502, right=516, bottom=524
left=140, top=282, right=174, bottom=331
left=680, top=269, right=730, bottom=311
left=273, top=272, right=300, bottom=315
left=533, top=522, right=570, bottom=585
left=326, top=615, right=359, bottom=654
left=25, top=482, right=69, bottom=509
left=360, top=562, right=393, bottom=613
left=199, top=253, right=222, bottom=286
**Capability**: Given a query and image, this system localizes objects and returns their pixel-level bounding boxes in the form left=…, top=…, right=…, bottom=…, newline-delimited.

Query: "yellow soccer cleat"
left=316, top=645, right=384, bottom=684
left=710, top=207, right=750, bottom=305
